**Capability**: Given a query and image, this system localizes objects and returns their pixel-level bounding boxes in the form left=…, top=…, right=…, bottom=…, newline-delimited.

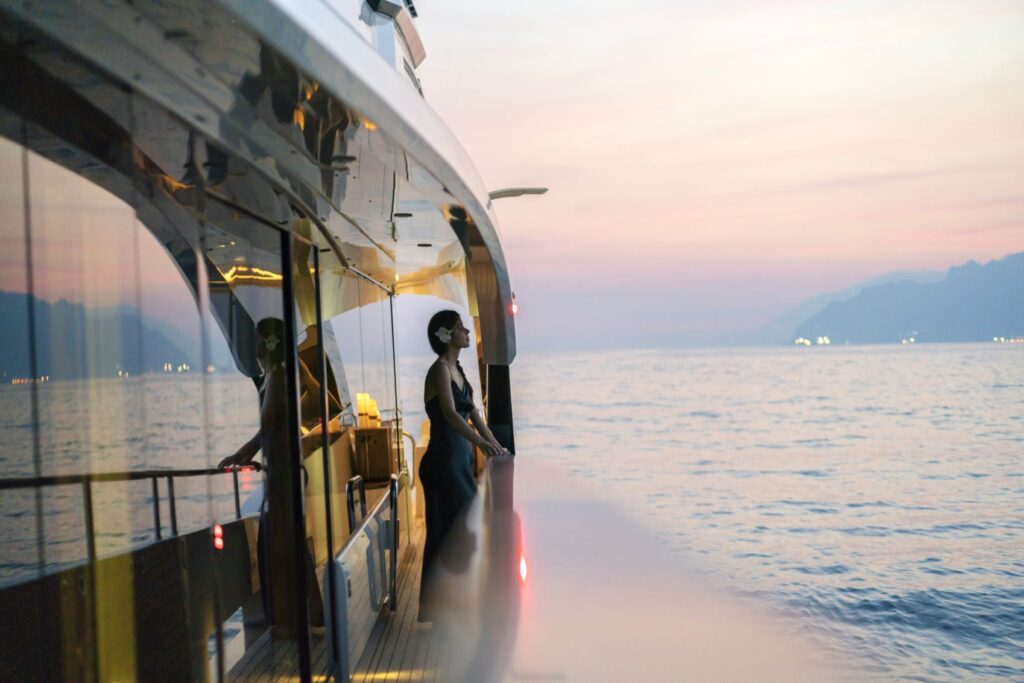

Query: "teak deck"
left=228, top=521, right=455, bottom=682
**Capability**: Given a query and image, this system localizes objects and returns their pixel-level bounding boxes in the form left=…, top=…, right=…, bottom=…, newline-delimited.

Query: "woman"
left=419, top=310, right=509, bottom=623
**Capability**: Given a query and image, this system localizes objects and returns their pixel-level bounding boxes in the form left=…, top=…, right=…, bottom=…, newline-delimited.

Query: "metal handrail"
left=0, top=464, right=262, bottom=562
left=345, top=475, right=368, bottom=531
left=388, top=474, right=398, bottom=610
left=338, top=475, right=399, bottom=560
left=402, top=431, right=417, bottom=485
left=0, top=463, right=261, bottom=489
left=340, top=475, right=399, bottom=606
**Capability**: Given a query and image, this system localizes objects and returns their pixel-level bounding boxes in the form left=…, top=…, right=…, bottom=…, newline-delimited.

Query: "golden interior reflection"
left=220, top=264, right=284, bottom=284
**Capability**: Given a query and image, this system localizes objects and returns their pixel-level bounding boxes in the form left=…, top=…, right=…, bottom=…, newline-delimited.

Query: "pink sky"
left=415, top=0, right=1024, bottom=348
left=2, top=4, right=1021, bottom=351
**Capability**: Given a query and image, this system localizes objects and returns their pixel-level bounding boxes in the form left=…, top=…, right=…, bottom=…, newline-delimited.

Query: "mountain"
left=739, top=269, right=946, bottom=345
left=791, top=252, right=1024, bottom=344
left=0, top=291, right=193, bottom=380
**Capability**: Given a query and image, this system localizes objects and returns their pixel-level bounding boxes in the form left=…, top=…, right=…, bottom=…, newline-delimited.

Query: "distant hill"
left=791, top=252, right=1024, bottom=344
left=0, top=290, right=193, bottom=380
left=739, top=269, right=945, bottom=345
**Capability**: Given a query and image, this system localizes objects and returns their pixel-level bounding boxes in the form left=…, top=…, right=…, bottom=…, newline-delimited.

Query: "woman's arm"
left=218, top=430, right=261, bottom=468
left=432, top=364, right=502, bottom=457
left=469, top=407, right=509, bottom=455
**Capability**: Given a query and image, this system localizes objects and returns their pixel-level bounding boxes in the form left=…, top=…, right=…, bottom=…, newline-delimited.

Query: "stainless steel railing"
left=0, top=464, right=262, bottom=562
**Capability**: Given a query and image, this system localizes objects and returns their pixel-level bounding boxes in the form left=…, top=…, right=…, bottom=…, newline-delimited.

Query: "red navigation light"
left=518, top=519, right=527, bottom=583
left=213, top=524, right=225, bottom=550
left=511, top=302, right=519, bottom=315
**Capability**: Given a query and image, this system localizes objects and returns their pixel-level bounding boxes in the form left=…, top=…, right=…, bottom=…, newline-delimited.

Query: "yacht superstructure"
left=0, top=0, right=519, bottom=680
left=0, top=2, right=844, bottom=681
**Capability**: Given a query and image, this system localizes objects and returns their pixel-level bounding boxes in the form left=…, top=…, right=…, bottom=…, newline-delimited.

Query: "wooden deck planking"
left=380, top=537, right=424, bottom=681
left=373, top=543, right=421, bottom=678
left=226, top=517, right=432, bottom=682
left=351, top=521, right=428, bottom=682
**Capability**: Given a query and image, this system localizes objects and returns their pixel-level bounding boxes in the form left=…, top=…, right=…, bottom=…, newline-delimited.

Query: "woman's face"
left=451, top=317, right=471, bottom=349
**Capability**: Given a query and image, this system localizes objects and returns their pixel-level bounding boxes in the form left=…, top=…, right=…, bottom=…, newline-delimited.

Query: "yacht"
left=0, top=1, right=835, bottom=680
left=0, top=0, right=522, bottom=679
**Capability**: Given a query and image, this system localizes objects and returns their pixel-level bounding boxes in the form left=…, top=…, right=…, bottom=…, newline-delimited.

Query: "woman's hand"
left=218, top=451, right=253, bottom=469
left=219, top=431, right=261, bottom=470
left=478, top=439, right=510, bottom=458
left=477, top=440, right=501, bottom=457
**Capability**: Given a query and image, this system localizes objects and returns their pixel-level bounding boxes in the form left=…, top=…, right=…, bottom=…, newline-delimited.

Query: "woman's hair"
left=256, top=317, right=286, bottom=365
left=427, top=309, right=461, bottom=355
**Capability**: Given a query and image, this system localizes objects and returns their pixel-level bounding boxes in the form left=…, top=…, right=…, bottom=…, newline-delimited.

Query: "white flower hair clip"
left=434, top=326, right=453, bottom=344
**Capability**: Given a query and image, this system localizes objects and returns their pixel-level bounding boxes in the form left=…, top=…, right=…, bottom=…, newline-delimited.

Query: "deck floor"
left=226, top=520, right=453, bottom=682
left=350, top=520, right=456, bottom=682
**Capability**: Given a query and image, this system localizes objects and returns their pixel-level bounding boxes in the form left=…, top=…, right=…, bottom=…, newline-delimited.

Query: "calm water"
left=0, top=374, right=259, bottom=583
left=511, top=343, right=1024, bottom=681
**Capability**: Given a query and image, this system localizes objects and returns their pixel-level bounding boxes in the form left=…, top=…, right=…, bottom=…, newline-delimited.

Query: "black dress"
left=418, top=369, right=477, bottom=621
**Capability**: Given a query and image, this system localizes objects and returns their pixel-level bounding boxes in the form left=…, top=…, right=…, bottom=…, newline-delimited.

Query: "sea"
left=0, top=342, right=1020, bottom=681
left=510, top=342, right=1024, bottom=682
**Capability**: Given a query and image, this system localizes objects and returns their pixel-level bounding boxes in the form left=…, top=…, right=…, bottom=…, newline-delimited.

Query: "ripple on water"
left=793, top=564, right=851, bottom=575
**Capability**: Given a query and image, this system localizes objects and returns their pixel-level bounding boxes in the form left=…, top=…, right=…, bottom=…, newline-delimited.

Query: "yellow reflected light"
left=160, top=174, right=193, bottom=193
left=221, top=265, right=284, bottom=284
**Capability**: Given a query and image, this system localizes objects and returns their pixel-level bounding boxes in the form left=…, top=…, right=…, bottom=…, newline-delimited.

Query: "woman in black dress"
left=419, top=310, right=509, bottom=622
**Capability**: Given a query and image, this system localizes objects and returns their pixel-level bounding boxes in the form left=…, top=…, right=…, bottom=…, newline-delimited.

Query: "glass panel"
left=0, top=131, right=37, bottom=589
left=197, top=203, right=271, bottom=680
left=12, top=116, right=225, bottom=679
left=311, top=249, right=358, bottom=556
left=201, top=194, right=311, bottom=678
left=333, top=487, right=394, bottom=679
left=291, top=233, right=332, bottom=678
left=26, top=146, right=148, bottom=576
left=334, top=280, right=396, bottom=488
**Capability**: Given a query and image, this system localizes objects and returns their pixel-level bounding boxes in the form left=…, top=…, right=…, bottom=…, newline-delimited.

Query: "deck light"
left=519, top=554, right=528, bottom=583
left=213, top=524, right=225, bottom=550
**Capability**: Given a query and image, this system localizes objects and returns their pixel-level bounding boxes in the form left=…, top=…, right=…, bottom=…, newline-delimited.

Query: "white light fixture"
left=488, top=187, right=549, bottom=200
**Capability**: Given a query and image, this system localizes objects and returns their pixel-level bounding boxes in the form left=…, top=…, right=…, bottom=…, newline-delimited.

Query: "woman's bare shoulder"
left=425, top=359, right=449, bottom=381
left=424, top=359, right=448, bottom=401
left=423, top=360, right=444, bottom=382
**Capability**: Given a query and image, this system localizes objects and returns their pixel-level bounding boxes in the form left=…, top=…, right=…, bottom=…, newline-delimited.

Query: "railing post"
left=232, top=469, right=241, bottom=520
left=346, top=475, right=366, bottom=531
left=82, top=480, right=96, bottom=563
left=389, top=474, right=398, bottom=611
left=151, top=477, right=162, bottom=540
left=167, top=476, right=178, bottom=536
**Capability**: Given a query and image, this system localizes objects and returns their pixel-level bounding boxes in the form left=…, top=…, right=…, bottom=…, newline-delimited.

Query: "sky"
left=414, top=0, right=1024, bottom=350
left=2, top=3, right=1022, bottom=354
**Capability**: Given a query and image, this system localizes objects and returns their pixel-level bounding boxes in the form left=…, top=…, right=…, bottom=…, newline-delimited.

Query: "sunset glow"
left=418, top=0, right=1024, bottom=348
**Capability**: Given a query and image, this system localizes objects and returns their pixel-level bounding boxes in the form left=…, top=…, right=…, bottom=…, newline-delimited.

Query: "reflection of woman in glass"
left=419, top=310, right=509, bottom=623
left=219, top=323, right=345, bottom=468
left=217, top=318, right=333, bottom=629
